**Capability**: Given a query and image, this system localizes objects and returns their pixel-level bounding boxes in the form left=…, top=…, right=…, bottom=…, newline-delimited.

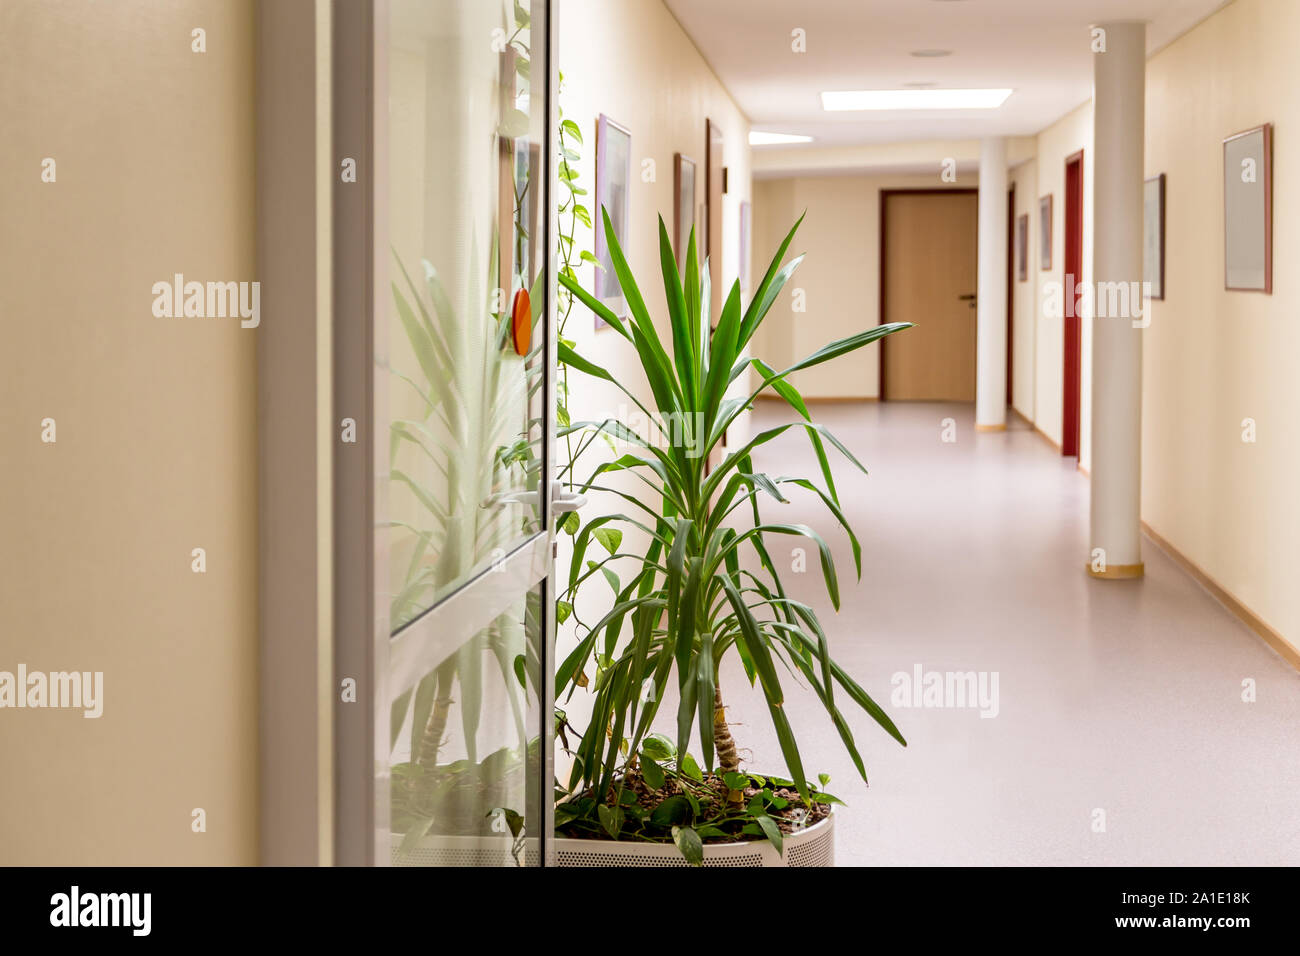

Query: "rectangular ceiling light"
left=749, top=131, right=814, bottom=146
left=821, top=88, right=1013, bottom=111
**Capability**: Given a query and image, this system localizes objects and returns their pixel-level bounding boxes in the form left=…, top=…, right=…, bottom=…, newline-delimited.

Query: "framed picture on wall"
left=1016, top=213, right=1029, bottom=281
left=673, top=153, right=696, bottom=264
left=739, top=200, right=752, bottom=292
left=1143, top=173, right=1166, bottom=300
left=594, top=113, right=632, bottom=325
left=1039, top=194, right=1053, bottom=270
left=1223, top=123, right=1272, bottom=293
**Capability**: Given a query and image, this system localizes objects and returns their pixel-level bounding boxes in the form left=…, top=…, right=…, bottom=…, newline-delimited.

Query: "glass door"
left=333, top=0, right=559, bottom=867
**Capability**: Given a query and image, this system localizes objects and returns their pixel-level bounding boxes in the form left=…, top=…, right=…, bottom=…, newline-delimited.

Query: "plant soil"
left=557, top=768, right=832, bottom=844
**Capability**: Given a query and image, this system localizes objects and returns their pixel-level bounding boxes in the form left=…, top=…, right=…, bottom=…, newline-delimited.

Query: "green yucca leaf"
left=737, top=211, right=806, bottom=349
left=599, top=207, right=684, bottom=413
left=558, top=269, right=631, bottom=340
left=626, top=319, right=686, bottom=427
left=657, top=216, right=698, bottom=407
left=701, top=280, right=743, bottom=433
left=739, top=253, right=804, bottom=351
left=720, top=576, right=783, bottom=705
left=697, top=255, right=712, bottom=380
left=750, top=357, right=840, bottom=505
left=695, top=630, right=716, bottom=770
left=555, top=592, right=665, bottom=697
left=742, top=323, right=914, bottom=411
left=556, top=341, right=659, bottom=427
left=780, top=476, right=862, bottom=578
left=683, top=225, right=702, bottom=371
left=719, top=521, right=840, bottom=610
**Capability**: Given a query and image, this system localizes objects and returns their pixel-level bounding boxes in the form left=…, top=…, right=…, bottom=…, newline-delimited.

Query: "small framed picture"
left=1039, top=194, right=1053, bottom=270
left=594, top=113, right=632, bottom=324
left=1223, top=123, right=1272, bottom=293
left=1016, top=213, right=1029, bottom=282
left=673, top=153, right=696, bottom=265
left=1143, top=173, right=1166, bottom=300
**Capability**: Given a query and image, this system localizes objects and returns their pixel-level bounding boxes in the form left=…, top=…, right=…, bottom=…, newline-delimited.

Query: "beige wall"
left=751, top=177, right=797, bottom=386
left=1019, top=0, right=1298, bottom=652
left=1030, top=102, right=1095, bottom=463
left=1142, top=0, right=1300, bottom=651
left=560, top=0, right=752, bottom=436
left=752, top=173, right=980, bottom=399
left=0, top=0, right=258, bottom=864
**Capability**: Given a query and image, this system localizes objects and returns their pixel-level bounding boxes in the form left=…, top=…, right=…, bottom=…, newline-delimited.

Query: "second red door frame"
left=1062, top=149, right=1084, bottom=458
left=1006, top=183, right=1015, bottom=406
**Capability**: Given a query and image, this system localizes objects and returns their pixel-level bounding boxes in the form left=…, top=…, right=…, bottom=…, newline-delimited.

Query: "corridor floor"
left=726, top=400, right=1300, bottom=866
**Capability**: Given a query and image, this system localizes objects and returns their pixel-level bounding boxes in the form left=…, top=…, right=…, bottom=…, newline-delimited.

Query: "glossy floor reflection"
left=720, top=400, right=1300, bottom=866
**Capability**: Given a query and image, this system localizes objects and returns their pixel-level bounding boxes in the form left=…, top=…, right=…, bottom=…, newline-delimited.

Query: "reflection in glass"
left=386, top=0, right=546, bottom=628
left=390, top=587, right=542, bottom=867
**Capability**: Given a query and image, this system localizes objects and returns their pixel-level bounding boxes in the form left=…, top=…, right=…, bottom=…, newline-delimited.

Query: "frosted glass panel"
left=385, top=0, right=548, bottom=629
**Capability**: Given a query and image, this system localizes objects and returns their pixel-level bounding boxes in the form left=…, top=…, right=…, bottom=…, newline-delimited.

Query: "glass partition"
left=379, top=0, right=552, bottom=867
left=385, top=0, right=548, bottom=626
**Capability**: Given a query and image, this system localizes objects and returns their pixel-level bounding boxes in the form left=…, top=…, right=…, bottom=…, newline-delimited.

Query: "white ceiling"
left=662, top=0, right=1230, bottom=147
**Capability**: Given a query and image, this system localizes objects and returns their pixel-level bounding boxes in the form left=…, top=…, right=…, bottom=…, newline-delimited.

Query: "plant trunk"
left=418, top=694, right=454, bottom=767
left=713, top=682, right=741, bottom=775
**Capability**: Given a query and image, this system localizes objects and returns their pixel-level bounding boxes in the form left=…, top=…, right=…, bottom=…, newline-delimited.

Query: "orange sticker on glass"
left=511, top=288, right=531, bottom=356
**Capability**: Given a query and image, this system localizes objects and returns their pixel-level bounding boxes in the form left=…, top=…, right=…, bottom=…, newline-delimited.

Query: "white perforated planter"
left=390, top=811, right=833, bottom=867
left=392, top=834, right=540, bottom=867
left=554, top=812, right=833, bottom=868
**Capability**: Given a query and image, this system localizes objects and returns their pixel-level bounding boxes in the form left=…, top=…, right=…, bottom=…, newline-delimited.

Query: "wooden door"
left=882, top=190, right=979, bottom=400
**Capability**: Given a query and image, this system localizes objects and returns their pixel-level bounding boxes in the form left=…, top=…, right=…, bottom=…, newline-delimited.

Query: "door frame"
left=878, top=187, right=979, bottom=401
left=331, top=0, right=560, bottom=867
left=1006, top=183, right=1015, bottom=407
left=1062, top=149, right=1084, bottom=458
left=255, top=0, right=335, bottom=867
left=331, top=0, right=386, bottom=868
left=705, top=118, right=725, bottom=324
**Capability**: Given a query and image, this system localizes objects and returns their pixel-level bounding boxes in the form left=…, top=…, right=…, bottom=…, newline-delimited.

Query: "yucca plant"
left=554, top=208, right=911, bottom=853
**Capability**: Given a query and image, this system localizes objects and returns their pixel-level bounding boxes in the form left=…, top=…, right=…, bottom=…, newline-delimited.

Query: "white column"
left=1088, top=21, right=1145, bottom=579
left=975, top=136, right=1008, bottom=431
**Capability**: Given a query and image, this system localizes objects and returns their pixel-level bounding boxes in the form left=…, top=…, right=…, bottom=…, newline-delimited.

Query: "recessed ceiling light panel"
left=748, top=131, right=814, bottom=146
left=910, top=49, right=952, bottom=58
left=821, top=88, right=1013, bottom=111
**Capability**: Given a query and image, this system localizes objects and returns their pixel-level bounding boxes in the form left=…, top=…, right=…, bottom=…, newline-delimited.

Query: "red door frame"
left=1006, top=184, right=1015, bottom=406
left=1062, top=150, right=1084, bottom=458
